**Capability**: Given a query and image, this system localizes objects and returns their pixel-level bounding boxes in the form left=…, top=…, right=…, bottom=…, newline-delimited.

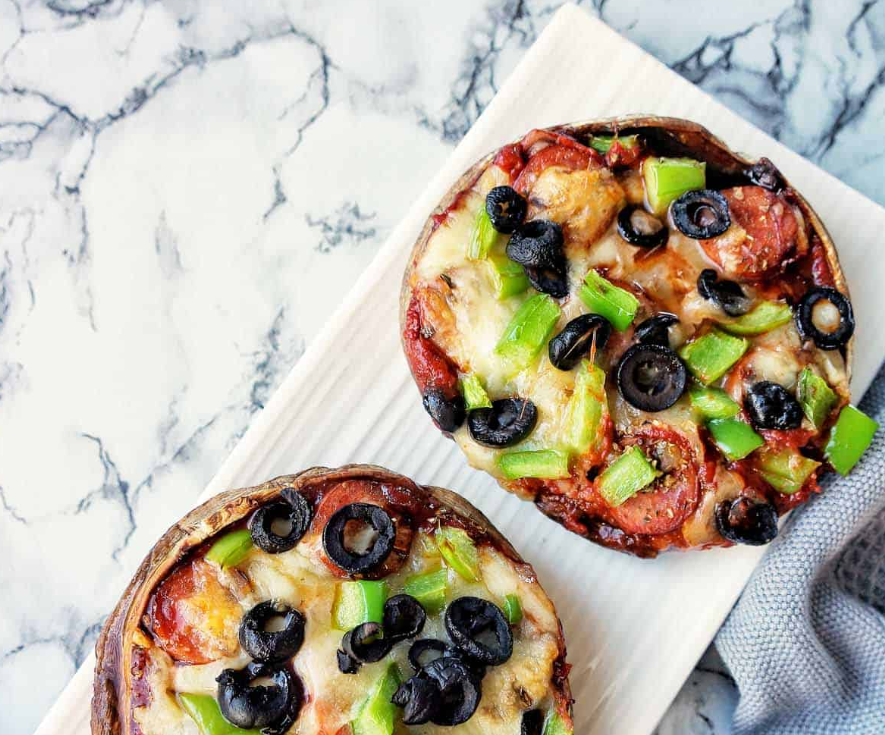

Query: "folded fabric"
left=717, top=363, right=885, bottom=734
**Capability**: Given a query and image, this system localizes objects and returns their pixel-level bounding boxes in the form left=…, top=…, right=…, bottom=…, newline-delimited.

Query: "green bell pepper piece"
left=205, top=529, right=253, bottom=569
left=333, top=581, right=387, bottom=630
left=688, top=385, right=740, bottom=420
left=352, top=664, right=401, bottom=735
left=825, top=405, right=878, bottom=476
left=589, top=134, right=639, bottom=154
left=718, top=301, right=793, bottom=336
left=563, top=360, right=608, bottom=454
left=495, top=294, right=562, bottom=373
left=643, top=157, right=706, bottom=215
left=596, top=446, right=661, bottom=508
left=403, top=568, right=448, bottom=613
left=487, top=250, right=530, bottom=299
left=756, top=448, right=821, bottom=494
left=498, top=449, right=570, bottom=480
left=679, top=328, right=749, bottom=385
left=707, top=418, right=764, bottom=461
left=466, top=207, right=499, bottom=260
left=179, top=693, right=260, bottom=735
left=460, top=374, right=492, bottom=410
left=797, top=367, right=837, bottom=429
left=435, top=525, right=481, bottom=582
left=503, top=593, right=523, bottom=624
left=543, top=711, right=574, bottom=735
left=579, top=270, right=639, bottom=332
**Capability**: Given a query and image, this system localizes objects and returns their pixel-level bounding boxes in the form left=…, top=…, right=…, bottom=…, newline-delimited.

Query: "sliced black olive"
left=239, top=601, right=305, bottom=663
left=217, top=662, right=302, bottom=732
left=322, top=503, right=395, bottom=574
left=392, top=676, right=442, bottom=725
left=507, top=220, right=568, bottom=297
left=697, top=269, right=752, bottom=317
left=408, top=639, right=458, bottom=671
left=421, top=656, right=482, bottom=726
left=671, top=189, right=731, bottom=239
left=250, top=501, right=309, bottom=554
left=522, top=709, right=545, bottom=735
left=445, top=596, right=513, bottom=666
left=486, top=186, right=527, bottom=234
left=616, top=343, right=687, bottom=412
left=744, top=381, right=802, bottom=430
left=795, top=287, right=855, bottom=350
left=422, top=388, right=466, bottom=433
left=746, top=157, right=783, bottom=192
left=617, top=205, right=668, bottom=248
left=634, top=313, right=679, bottom=347
left=279, top=487, right=313, bottom=537
left=383, top=594, right=427, bottom=641
left=467, top=398, right=538, bottom=448
left=341, top=622, right=392, bottom=663
left=548, top=314, right=612, bottom=370
left=336, top=648, right=360, bottom=675
left=715, top=497, right=779, bottom=546
left=523, top=264, right=569, bottom=298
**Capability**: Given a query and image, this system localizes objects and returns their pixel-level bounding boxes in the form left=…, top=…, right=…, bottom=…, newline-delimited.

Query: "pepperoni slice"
left=602, top=425, right=700, bottom=536
left=402, top=294, right=459, bottom=398
left=492, top=143, right=525, bottom=181
left=700, top=186, right=798, bottom=280
left=513, top=145, right=597, bottom=195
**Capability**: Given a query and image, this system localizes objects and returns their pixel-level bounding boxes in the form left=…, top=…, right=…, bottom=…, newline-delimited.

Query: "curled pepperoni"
left=513, top=145, right=598, bottom=195
left=700, top=186, right=799, bottom=280
left=601, top=425, right=700, bottom=536
left=402, top=295, right=459, bottom=399
left=492, top=144, right=525, bottom=181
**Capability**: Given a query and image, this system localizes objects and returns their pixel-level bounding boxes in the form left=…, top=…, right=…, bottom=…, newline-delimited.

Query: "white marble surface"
left=1, top=1, right=882, bottom=734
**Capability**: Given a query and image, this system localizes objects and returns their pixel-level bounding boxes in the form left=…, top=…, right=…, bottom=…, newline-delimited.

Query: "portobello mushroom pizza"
left=401, top=116, right=877, bottom=557
left=92, top=465, right=573, bottom=735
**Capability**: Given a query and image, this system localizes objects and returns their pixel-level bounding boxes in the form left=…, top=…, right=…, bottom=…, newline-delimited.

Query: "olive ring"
left=444, top=596, right=513, bottom=665
left=322, top=502, right=396, bottom=573
left=795, top=286, right=855, bottom=350
left=617, top=205, right=668, bottom=248
left=216, top=661, right=302, bottom=733
left=249, top=500, right=311, bottom=554
left=671, top=189, right=731, bottom=239
left=238, top=600, right=306, bottom=663
left=616, top=343, right=687, bottom=412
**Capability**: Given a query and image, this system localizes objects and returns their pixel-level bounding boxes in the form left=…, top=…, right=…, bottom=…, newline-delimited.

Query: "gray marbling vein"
left=0, top=1, right=882, bottom=734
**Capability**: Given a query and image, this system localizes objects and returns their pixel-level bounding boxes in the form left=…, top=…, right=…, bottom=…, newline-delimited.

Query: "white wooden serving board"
left=37, top=5, right=885, bottom=735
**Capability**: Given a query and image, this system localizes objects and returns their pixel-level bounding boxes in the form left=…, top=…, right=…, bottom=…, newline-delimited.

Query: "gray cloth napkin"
left=716, top=363, right=885, bottom=734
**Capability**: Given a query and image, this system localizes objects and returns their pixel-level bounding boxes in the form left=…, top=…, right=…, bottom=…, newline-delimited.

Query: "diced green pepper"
left=543, top=711, right=574, bottom=735
left=179, top=693, right=261, bottom=735
left=487, top=250, right=530, bottom=299
left=679, top=328, right=749, bottom=385
left=707, top=418, right=764, bottom=461
left=204, top=529, right=253, bottom=569
left=596, top=446, right=661, bottom=508
left=503, top=593, right=523, bottom=624
left=563, top=361, right=608, bottom=454
left=756, top=448, right=821, bottom=494
left=797, top=367, right=837, bottom=429
left=333, top=581, right=387, bottom=630
left=435, top=525, right=481, bottom=582
left=589, top=134, right=639, bottom=154
left=460, top=374, right=492, bottom=410
left=498, top=449, right=570, bottom=480
left=825, top=405, right=878, bottom=476
left=352, top=664, right=401, bottom=735
left=579, top=270, right=639, bottom=331
left=495, top=294, right=562, bottom=374
left=718, top=301, right=793, bottom=336
left=466, top=207, right=499, bottom=260
left=688, top=385, right=740, bottom=420
left=403, top=568, right=448, bottom=613
left=643, top=157, right=706, bottom=215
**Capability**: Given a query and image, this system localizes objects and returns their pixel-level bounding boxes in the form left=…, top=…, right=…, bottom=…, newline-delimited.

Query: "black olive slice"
left=524, top=264, right=569, bottom=298
left=279, top=487, right=313, bottom=537
left=617, top=205, right=668, bottom=248
left=249, top=501, right=309, bottom=554
left=408, top=639, right=458, bottom=671
left=506, top=219, right=565, bottom=271
left=217, top=662, right=302, bottom=733
left=239, top=601, right=306, bottom=663
left=422, top=388, right=466, bottom=433
left=383, top=594, right=427, bottom=641
left=392, top=676, right=442, bottom=725
left=322, top=503, right=395, bottom=574
left=445, top=596, right=513, bottom=666
left=337, top=648, right=360, bottom=675
left=522, top=709, right=545, bottom=735
left=422, top=656, right=482, bottom=726
left=671, top=189, right=731, bottom=239
left=634, top=313, right=679, bottom=347
left=467, top=399, right=538, bottom=448
left=746, top=157, right=783, bottom=192
left=548, top=314, right=612, bottom=370
left=795, top=287, right=855, bottom=350
left=744, top=381, right=803, bottom=430
left=341, top=622, right=393, bottom=663
left=697, top=269, right=752, bottom=317
left=616, top=343, right=687, bottom=412
left=714, top=497, right=779, bottom=546
left=485, top=186, right=527, bottom=234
